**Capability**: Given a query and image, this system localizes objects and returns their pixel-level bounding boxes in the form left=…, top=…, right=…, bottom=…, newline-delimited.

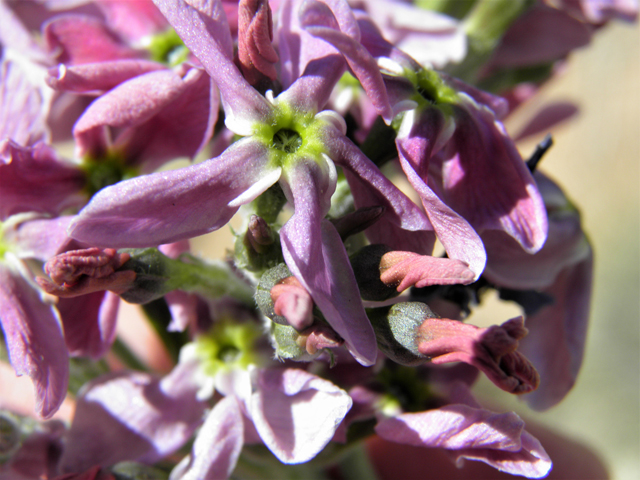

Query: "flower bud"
left=366, top=302, right=438, bottom=366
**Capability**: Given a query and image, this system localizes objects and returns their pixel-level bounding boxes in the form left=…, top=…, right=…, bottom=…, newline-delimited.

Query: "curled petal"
left=248, top=368, right=352, bottom=463
left=46, top=60, right=166, bottom=94
left=56, top=291, right=120, bottom=359
left=376, top=405, right=551, bottom=478
left=434, top=101, right=548, bottom=253
left=237, top=0, right=279, bottom=86
left=69, top=139, right=279, bottom=247
left=271, top=277, right=314, bottom=331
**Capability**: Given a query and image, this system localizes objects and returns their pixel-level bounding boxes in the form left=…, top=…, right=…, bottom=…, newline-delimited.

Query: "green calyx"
left=81, top=149, right=138, bottom=198
left=253, top=101, right=329, bottom=170
left=406, top=68, right=459, bottom=107
left=196, top=319, right=262, bottom=376
left=146, top=28, right=189, bottom=66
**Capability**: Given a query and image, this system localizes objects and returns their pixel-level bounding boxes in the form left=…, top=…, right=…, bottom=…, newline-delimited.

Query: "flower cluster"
left=0, top=0, right=634, bottom=479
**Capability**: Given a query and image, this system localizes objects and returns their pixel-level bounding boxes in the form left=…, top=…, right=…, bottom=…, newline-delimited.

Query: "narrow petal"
left=276, top=0, right=345, bottom=92
left=59, top=366, right=207, bottom=473
left=69, top=139, right=279, bottom=247
left=301, top=0, right=394, bottom=123
left=153, top=0, right=272, bottom=133
left=280, top=162, right=377, bottom=366
left=376, top=405, right=551, bottom=478
left=46, top=60, right=166, bottom=94
left=0, top=262, right=69, bottom=418
left=397, top=144, right=487, bottom=279
left=248, top=368, right=352, bottom=463
left=172, top=395, right=244, bottom=480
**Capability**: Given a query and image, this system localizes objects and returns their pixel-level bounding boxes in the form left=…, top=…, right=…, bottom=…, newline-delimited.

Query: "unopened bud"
left=246, top=215, right=274, bottom=253
left=271, top=276, right=314, bottom=331
left=367, top=302, right=438, bottom=366
left=255, top=263, right=292, bottom=324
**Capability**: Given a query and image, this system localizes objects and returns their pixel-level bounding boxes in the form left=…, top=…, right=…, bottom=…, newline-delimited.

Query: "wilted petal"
left=59, top=365, right=207, bottom=473
left=376, top=405, right=551, bottom=478
left=69, top=139, right=279, bottom=247
left=280, top=162, right=377, bottom=365
left=0, top=262, right=69, bottom=418
left=0, top=140, right=86, bottom=220
left=171, top=395, right=244, bottom=480
left=417, top=317, right=540, bottom=394
left=248, top=368, right=352, bottom=463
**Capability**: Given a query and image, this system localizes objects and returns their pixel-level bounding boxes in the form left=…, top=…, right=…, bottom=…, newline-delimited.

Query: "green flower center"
left=273, top=128, right=302, bottom=153
left=252, top=99, right=331, bottom=170
left=196, top=319, right=262, bottom=376
left=406, top=68, right=458, bottom=107
left=147, top=28, right=189, bottom=66
left=81, top=150, right=138, bottom=198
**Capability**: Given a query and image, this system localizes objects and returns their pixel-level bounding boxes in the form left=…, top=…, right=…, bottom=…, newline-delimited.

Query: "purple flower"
left=57, top=315, right=352, bottom=476
left=303, top=3, right=548, bottom=276
left=69, top=0, right=436, bottom=366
